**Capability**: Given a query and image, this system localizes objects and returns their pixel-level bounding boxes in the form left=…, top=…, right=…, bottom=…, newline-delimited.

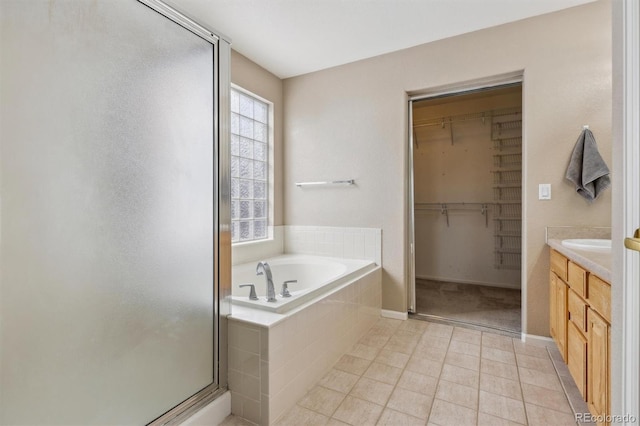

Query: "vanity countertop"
left=547, top=238, right=612, bottom=283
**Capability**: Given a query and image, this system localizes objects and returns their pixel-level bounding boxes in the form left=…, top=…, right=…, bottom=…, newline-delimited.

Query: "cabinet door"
left=567, top=321, right=587, bottom=399
left=550, top=271, right=558, bottom=339
left=556, top=279, right=568, bottom=361
left=588, top=308, right=610, bottom=424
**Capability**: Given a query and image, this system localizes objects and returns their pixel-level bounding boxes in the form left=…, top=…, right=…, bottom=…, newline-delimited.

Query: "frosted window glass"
left=230, top=88, right=270, bottom=243
left=239, top=93, right=254, bottom=118
left=0, top=1, right=216, bottom=424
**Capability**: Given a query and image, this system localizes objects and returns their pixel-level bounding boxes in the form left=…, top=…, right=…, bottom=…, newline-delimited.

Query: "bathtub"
left=231, top=254, right=377, bottom=314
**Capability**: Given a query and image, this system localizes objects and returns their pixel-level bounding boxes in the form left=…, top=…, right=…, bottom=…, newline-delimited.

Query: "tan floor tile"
left=274, top=405, right=330, bottom=426
left=386, top=387, right=433, bottom=420
left=219, top=415, right=255, bottom=426
left=515, top=353, right=555, bottom=374
left=479, top=373, right=522, bottom=400
left=452, top=327, right=482, bottom=345
left=478, top=390, right=526, bottom=424
left=363, top=362, right=402, bottom=385
left=397, top=370, right=438, bottom=396
left=512, top=340, right=551, bottom=359
left=319, top=369, right=360, bottom=394
left=482, top=333, right=514, bottom=352
left=414, top=342, right=448, bottom=362
left=518, top=367, right=563, bottom=392
left=384, top=336, right=419, bottom=355
left=406, top=356, right=444, bottom=378
left=428, top=399, right=477, bottom=426
left=481, top=346, right=516, bottom=365
left=481, top=358, right=519, bottom=381
left=349, top=376, right=394, bottom=406
left=398, top=319, right=430, bottom=334
left=376, top=408, right=426, bottom=426
left=374, top=318, right=403, bottom=331
left=423, top=323, right=454, bottom=339
left=332, top=395, right=384, bottom=425
left=418, top=336, right=450, bottom=351
left=521, top=383, right=572, bottom=413
left=334, top=354, right=372, bottom=376
left=359, top=334, right=391, bottom=349
left=525, top=402, right=578, bottom=426
left=326, top=418, right=351, bottom=426
left=477, top=411, right=525, bottom=426
left=444, top=351, right=480, bottom=372
left=440, top=363, right=479, bottom=388
left=298, top=386, right=346, bottom=417
left=435, top=380, right=478, bottom=410
left=395, top=329, right=423, bottom=341
left=348, top=343, right=380, bottom=361
left=375, top=349, right=410, bottom=368
left=448, top=340, right=481, bottom=357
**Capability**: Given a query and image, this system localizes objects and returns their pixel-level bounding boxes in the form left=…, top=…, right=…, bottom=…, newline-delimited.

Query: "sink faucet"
left=256, top=261, right=277, bottom=302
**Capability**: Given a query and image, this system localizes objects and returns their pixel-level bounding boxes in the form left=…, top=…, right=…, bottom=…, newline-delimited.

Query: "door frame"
left=612, top=0, right=639, bottom=423
left=406, top=72, right=523, bottom=315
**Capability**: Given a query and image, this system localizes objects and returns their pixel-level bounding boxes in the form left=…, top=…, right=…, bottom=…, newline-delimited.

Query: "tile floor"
left=222, top=317, right=583, bottom=426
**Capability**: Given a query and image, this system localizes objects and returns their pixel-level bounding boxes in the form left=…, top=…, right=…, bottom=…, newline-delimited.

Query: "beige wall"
left=231, top=50, right=284, bottom=226
left=413, top=89, right=522, bottom=288
left=283, top=0, right=612, bottom=335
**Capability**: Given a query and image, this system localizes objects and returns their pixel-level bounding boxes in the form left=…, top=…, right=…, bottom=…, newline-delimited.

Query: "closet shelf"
left=495, top=248, right=522, bottom=254
left=495, top=232, right=522, bottom=237
left=493, top=184, right=523, bottom=188
left=412, top=106, right=520, bottom=129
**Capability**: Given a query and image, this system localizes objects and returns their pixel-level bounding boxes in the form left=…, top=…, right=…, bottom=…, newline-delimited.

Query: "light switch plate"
left=539, top=183, right=551, bottom=200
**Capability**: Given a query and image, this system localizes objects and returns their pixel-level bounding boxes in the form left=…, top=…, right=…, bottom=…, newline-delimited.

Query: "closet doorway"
left=408, top=83, right=522, bottom=334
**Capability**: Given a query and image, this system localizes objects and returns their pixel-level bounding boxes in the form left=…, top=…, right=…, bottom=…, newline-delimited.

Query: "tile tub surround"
left=232, top=226, right=382, bottom=267
left=274, top=318, right=582, bottom=426
left=228, top=266, right=382, bottom=425
left=283, top=226, right=382, bottom=266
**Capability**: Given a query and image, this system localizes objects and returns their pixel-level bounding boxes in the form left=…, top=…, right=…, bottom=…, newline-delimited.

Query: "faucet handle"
left=239, top=284, right=258, bottom=300
left=281, top=280, right=297, bottom=298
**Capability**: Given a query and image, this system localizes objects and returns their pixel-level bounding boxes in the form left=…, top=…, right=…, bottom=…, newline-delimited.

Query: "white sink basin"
left=561, top=238, right=611, bottom=251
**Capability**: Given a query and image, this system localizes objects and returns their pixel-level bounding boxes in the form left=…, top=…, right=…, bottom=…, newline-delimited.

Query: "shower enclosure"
left=0, top=0, right=230, bottom=424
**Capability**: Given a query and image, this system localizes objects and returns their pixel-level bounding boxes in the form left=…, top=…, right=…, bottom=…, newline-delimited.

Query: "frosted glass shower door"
left=0, top=1, right=218, bottom=424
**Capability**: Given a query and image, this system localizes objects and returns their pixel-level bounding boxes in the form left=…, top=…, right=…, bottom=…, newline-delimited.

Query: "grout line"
left=513, top=336, right=530, bottom=426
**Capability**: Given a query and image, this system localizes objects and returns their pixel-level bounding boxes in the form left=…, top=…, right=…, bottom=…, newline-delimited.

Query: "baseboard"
left=520, top=333, right=554, bottom=344
left=415, top=275, right=521, bottom=290
left=381, top=309, right=408, bottom=320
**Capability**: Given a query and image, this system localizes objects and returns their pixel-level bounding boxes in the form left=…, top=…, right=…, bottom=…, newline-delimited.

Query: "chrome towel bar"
left=295, top=179, right=355, bottom=187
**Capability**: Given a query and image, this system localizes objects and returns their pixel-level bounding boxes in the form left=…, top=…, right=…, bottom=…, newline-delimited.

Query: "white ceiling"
left=171, top=0, right=596, bottom=79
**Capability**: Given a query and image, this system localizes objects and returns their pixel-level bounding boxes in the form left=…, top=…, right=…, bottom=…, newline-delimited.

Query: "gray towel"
left=565, top=129, right=610, bottom=201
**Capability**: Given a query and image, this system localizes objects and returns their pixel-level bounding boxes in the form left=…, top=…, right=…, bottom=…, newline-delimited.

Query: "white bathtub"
left=231, top=254, right=377, bottom=314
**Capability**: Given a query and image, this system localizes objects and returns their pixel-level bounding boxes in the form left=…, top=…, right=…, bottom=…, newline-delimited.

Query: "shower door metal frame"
left=406, top=72, right=523, bottom=318
left=136, top=1, right=232, bottom=424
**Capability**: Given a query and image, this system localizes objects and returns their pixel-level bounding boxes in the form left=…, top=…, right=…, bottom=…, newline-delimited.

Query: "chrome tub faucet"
left=256, top=261, right=277, bottom=302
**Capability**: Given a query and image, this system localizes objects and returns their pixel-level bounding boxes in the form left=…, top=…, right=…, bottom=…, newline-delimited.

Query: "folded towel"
left=565, top=128, right=610, bottom=201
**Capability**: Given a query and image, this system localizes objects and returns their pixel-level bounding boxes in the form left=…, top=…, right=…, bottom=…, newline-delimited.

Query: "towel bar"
left=295, top=180, right=355, bottom=187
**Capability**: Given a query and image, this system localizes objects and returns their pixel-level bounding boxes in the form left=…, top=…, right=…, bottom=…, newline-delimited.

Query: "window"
left=230, top=87, right=270, bottom=243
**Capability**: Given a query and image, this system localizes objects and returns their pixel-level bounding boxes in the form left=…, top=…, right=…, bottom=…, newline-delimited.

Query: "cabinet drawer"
left=568, top=289, right=587, bottom=333
left=588, top=275, right=611, bottom=324
left=550, top=250, right=568, bottom=281
left=568, top=261, right=588, bottom=298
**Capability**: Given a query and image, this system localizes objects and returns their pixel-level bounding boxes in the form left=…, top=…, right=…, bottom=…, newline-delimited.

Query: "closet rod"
left=414, top=202, right=493, bottom=227
left=413, top=107, right=521, bottom=129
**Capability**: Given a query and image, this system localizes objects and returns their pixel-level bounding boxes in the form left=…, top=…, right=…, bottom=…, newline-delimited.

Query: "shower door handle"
left=624, top=228, right=640, bottom=252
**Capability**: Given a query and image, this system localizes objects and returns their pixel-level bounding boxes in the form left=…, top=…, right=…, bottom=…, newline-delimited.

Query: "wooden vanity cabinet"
left=549, top=249, right=611, bottom=424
